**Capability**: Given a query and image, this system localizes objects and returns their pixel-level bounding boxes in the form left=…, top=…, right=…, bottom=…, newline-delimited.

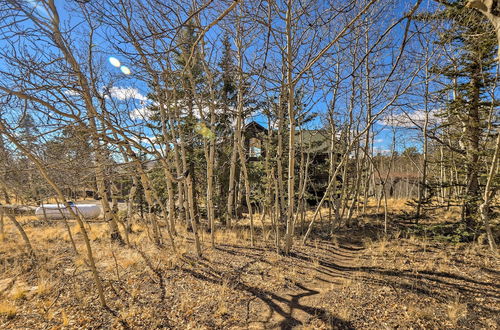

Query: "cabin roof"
left=244, top=121, right=334, bottom=155
left=298, top=129, right=331, bottom=154
left=244, top=121, right=268, bottom=135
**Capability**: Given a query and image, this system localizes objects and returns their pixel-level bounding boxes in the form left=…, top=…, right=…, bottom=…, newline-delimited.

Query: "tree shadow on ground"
left=291, top=239, right=499, bottom=320
left=216, top=237, right=498, bottom=324
left=180, top=255, right=355, bottom=329
left=178, top=212, right=498, bottom=327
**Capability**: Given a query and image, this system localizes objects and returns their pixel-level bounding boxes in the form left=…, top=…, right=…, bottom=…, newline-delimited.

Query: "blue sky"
left=0, top=0, right=482, bottom=156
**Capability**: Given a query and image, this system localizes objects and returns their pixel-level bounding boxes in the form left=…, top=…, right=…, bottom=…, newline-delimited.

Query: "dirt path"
left=248, top=241, right=365, bottom=329
left=248, top=237, right=500, bottom=330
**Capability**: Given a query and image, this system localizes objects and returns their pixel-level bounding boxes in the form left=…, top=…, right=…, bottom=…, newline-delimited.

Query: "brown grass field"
left=0, top=199, right=498, bottom=329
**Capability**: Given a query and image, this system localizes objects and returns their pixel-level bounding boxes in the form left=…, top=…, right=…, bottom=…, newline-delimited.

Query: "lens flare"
left=109, top=57, right=121, bottom=68
left=195, top=123, right=214, bottom=139
left=120, top=66, right=131, bottom=75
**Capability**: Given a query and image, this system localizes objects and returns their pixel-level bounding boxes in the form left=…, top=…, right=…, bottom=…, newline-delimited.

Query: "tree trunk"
left=1, top=121, right=107, bottom=307
left=479, top=129, right=499, bottom=253
left=285, top=0, right=296, bottom=254
left=416, top=65, right=430, bottom=220
left=235, top=18, right=255, bottom=246
left=4, top=210, right=34, bottom=257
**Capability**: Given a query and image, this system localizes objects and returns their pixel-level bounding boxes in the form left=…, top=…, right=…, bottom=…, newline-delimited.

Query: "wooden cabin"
left=242, top=121, right=342, bottom=205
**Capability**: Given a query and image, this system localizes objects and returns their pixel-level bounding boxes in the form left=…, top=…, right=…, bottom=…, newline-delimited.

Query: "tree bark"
left=285, top=0, right=296, bottom=254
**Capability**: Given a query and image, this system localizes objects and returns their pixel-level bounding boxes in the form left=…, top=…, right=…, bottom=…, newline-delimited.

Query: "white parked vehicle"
left=35, top=202, right=101, bottom=220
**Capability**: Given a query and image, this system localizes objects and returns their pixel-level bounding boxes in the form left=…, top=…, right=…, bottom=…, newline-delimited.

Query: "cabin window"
left=249, top=137, right=262, bottom=158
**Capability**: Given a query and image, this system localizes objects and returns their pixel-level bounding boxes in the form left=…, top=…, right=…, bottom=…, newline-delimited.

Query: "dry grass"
left=0, top=200, right=498, bottom=329
left=0, top=302, right=17, bottom=319
left=9, top=286, right=27, bottom=301
left=447, top=298, right=468, bottom=327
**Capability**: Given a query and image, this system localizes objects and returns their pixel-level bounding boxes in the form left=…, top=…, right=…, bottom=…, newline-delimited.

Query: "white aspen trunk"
left=127, top=176, right=138, bottom=232
left=167, top=101, right=187, bottom=224
left=158, top=91, right=179, bottom=236
left=285, top=0, right=296, bottom=254
left=44, top=3, right=123, bottom=243
left=235, top=15, right=255, bottom=246
left=440, top=146, right=446, bottom=204
left=3, top=210, right=34, bottom=257
left=207, top=123, right=216, bottom=246
left=346, top=143, right=362, bottom=224
left=294, top=130, right=305, bottom=235
left=479, top=131, right=499, bottom=253
left=186, top=172, right=202, bottom=257
left=227, top=137, right=238, bottom=227
left=273, top=168, right=281, bottom=253
left=416, top=65, right=430, bottom=220
left=276, top=96, right=286, bottom=228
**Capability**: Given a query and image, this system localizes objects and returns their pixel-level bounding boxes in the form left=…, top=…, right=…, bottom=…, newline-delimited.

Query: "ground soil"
left=0, top=207, right=498, bottom=329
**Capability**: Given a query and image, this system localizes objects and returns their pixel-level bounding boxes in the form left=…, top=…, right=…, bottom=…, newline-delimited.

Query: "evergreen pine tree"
left=421, top=0, right=498, bottom=229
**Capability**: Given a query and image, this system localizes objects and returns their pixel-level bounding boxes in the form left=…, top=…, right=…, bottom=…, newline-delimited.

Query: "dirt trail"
left=250, top=241, right=365, bottom=329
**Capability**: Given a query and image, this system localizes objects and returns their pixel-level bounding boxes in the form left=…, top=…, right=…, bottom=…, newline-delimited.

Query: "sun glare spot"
left=120, top=66, right=131, bottom=75
left=109, top=57, right=121, bottom=68
left=195, top=123, right=214, bottom=139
